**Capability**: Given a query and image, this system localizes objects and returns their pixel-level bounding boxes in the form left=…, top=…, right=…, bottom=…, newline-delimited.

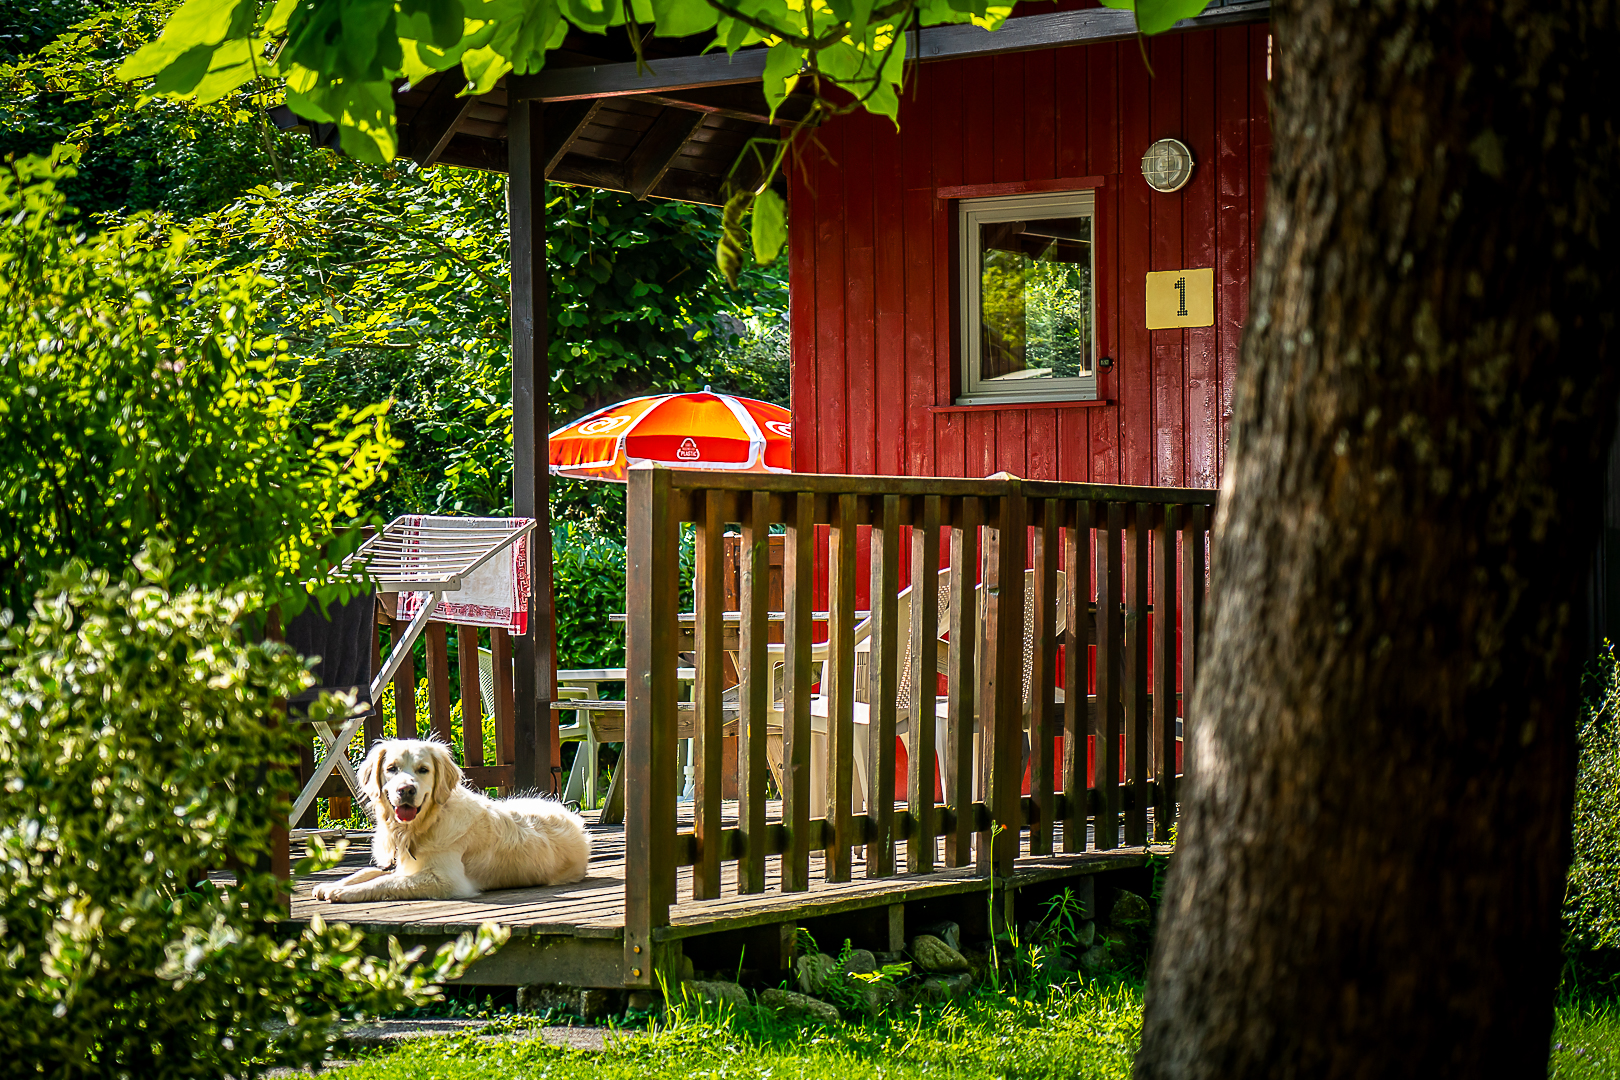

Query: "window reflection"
left=978, top=217, right=1093, bottom=386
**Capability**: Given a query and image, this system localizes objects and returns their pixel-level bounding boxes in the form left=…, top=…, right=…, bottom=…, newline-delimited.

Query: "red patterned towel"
left=394, top=516, right=532, bottom=635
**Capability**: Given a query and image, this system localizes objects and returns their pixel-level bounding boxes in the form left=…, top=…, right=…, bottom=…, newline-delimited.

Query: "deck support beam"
left=509, top=98, right=558, bottom=794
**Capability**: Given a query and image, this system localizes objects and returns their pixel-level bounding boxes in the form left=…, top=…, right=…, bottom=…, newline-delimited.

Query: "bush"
left=1565, top=643, right=1620, bottom=994
left=0, top=555, right=503, bottom=1078
left=553, top=523, right=629, bottom=671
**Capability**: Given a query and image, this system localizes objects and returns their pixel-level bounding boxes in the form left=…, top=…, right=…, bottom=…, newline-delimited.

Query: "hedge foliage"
left=0, top=555, right=505, bottom=1078
left=0, top=149, right=397, bottom=619
left=1566, top=644, right=1620, bottom=993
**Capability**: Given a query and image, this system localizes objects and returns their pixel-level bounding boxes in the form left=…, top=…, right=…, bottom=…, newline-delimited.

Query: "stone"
left=516, top=984, right=576, bottom=1015
left=1079, top=944, right=1113, bottom=973
left=873, top=950, right=903, bottom=966
left=915, top=920, right=961, bottom=951
left=759, top=988, right=840, bottom=1024
left=686, top=980, right=750, bottom=1011
left=1075, top=920, right=1097, bottom=948
left=911, top=934, right=971, bottom=974
left=913, top=973, right=976, bottom=1004
left=577, top=989, right=613, bottom=1021
left=859, top=981, right=899, bottom=1017
left=796, top=952, right=838, bottom=996
left=842, top=948, right=878, bottom=976
left=1109, top=890, right=1151, bottom=928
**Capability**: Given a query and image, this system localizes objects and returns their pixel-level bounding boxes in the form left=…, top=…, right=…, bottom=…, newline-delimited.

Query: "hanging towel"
left=283, top=590, right=376, bottom=716
left=395, top=516, right=532, bottom=635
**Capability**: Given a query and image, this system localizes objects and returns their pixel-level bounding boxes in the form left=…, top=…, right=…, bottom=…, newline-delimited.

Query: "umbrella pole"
left=509, top=97, right=559, bottom=795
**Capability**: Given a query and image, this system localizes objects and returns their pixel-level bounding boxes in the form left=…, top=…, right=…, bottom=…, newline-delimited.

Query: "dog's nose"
left=398, top=783, right=417, bottom=798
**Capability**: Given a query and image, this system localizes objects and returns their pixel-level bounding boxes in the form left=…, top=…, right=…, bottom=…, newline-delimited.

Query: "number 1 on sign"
left=1174, top=277, right=1188, bottom=316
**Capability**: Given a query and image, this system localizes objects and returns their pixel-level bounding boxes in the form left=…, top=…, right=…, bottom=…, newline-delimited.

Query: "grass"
left=1554, top=998, right=1620, bottom=1079
left=316, top=978, right=1145, bottom=1080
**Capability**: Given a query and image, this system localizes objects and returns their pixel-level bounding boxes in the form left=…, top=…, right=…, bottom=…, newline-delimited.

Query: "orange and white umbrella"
left=549, top=391, right=793, bottom=483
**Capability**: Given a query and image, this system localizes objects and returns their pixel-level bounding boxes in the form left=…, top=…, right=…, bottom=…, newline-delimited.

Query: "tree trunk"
left=1136, top=1, right=1619, bottom=1076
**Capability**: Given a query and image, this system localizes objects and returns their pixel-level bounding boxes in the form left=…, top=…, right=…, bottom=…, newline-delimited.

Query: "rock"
left=1076, top=920, right=1097, bottom=948
left=961, top=946, right=992, bottom=983
left=1109, top=890, right=1151, bottom=928
left=912, top=934, right=971, bottom=974
left=577, top=989, right=613, bottom=1021
left=915, top=920, right=961, bottom=951
left=842, top=948, right=878, bottom=976
left=1079, top=944, right=1113, bottom=973
left=760, top=988, right=840, bottom=1024
left=796, top=952, right=838, bottom=996
left=680, top=955, right=697, bottom=981
left=913, top=973, right=975, bottom=1004
left=873, top=950, right=903, bottom=966
left=686, top=980, right=750, bottom=1011
left=859, top=981, right=900, bottom=1017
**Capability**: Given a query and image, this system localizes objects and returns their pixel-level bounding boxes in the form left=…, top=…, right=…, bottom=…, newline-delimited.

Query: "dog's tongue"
left=395, top=805, right=419, bottom=823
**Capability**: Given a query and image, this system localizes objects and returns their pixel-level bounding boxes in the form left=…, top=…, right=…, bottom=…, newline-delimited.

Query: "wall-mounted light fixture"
left=1141, top=138, right=1195, bottom=193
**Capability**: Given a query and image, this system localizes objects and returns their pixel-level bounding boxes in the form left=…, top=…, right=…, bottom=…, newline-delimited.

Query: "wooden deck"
left=289, top=804, right=1163, bottom=988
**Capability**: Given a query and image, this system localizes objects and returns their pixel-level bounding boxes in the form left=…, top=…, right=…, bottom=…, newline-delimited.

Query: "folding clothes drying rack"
left=288, top=516, right=536, bottom=828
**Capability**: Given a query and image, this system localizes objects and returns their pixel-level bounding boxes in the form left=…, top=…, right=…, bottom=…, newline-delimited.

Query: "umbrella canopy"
left=549, top=391, right=793, bottom=483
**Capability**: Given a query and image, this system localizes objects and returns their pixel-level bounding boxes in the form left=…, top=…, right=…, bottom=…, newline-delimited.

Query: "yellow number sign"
left=1145, top=268, right=1215, bottom=329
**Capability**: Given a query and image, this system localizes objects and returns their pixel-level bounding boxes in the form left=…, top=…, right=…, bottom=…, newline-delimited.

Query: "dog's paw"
left=311, top=883, right=334, bottom=901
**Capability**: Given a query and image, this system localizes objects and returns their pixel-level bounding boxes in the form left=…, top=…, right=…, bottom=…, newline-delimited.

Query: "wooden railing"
left=293, top=605, right=521, bottom=826
left=622, top=467, right=1216, bottom=987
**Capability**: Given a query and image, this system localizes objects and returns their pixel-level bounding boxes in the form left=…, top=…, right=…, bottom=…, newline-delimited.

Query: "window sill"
left=930, top=399, right=1112, bottom=414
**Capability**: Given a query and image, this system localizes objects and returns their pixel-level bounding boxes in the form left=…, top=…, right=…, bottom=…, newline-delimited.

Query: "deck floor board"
left=290, top=804, right=1156, bottom=939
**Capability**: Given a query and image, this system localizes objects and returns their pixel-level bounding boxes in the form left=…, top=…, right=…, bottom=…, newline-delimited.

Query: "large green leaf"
left=751, top=188, right=786, bottom=265
left=1096, top=0, right=1213, bottom=36
left=761, top=41, right=803, bottom=116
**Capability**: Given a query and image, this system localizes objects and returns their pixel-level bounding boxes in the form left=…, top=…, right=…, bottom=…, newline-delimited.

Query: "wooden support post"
left=1096, top=502, right=1124, bottom=849
left=393, top=634, right=419, bottom=740
left=781, top=492, right=815, bottom=892
left=738, top=490, right=771, bottom=894
left=980, top=486, right=1025, bottom=877
left=625, top=464, right=679, bottom=989
left=1061, top=501, right=1092, bottom=852
left=693, top=491, right=725, bottom=900
left=907, top=495, right=941, bottom=873
left=1153, top=505, right=1180, bottom=840
left=510, top=96, right=556, bottom=794
left=826, top=494, right=859, bottom=883
left=1029, top=498, right=1059, bottom=856
left=945, top=497, right=980, bottom=869
left=866, top=493, right=901, bottom=878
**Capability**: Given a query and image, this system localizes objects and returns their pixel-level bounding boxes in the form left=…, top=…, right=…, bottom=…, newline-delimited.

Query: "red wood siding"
left=787, top=20, right=1272, bottom=488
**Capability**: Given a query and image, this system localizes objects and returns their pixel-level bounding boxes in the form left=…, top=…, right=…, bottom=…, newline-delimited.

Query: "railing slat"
left=692, top=491, right=725, bottom=900
left=492, top=627, right=516, bottom=791
left=1154, top=505, right=1180, bottom=841
left=866, top=494, right=902, bottom=877
left=392, top=627, right=418, bottom=739
left=458, top=624, right=485, bottom=768
left=826, top=493, right=859, bottom=883
left=981, top=489, right=1025, bottom=877
left=426, top=622, right=454, bottom=744
left=738, top=490, right=771, bottom=894
left=1030, top=497, right=1059, bottom=856
left=945, top=497, right=980, bottom=868
left=625, top=465, right=679, bottom=989
left=1182, top=503, right=1209, bottom=783
left=366, top=613, right=385, bottom=749
left=1096, top=503, right=1124, bottom=850
left=1062, top=502, right=1092, bottom=852
left=907, top=495, right=942, bottom=873
left=1124, top=503, right=1151, bottom=846
left=782, top=491, right=815, bottom=892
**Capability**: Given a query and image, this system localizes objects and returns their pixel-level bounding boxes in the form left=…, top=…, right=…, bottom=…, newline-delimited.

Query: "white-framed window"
left=957, top=190, right=1097, bottom=405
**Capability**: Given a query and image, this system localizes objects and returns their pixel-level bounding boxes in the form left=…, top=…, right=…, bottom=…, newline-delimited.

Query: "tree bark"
left=1137, top=1, right=1619, bottom=1076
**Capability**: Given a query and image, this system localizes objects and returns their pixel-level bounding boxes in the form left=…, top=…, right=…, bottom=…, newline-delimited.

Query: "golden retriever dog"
left=311, top=739, right=590, bottom=902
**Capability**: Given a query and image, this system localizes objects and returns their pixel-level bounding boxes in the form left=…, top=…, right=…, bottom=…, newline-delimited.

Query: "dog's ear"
left=429, top=741, right=464, bottom=805
left=360, top=742, right=389, bottom=807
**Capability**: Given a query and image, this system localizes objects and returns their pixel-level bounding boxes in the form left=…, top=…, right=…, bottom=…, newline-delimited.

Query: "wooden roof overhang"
left=278, top=0, right=1268, bottom=207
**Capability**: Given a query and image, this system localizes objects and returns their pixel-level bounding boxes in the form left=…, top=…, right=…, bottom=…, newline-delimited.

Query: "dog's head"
left=360, top=738, right=463, bottom=827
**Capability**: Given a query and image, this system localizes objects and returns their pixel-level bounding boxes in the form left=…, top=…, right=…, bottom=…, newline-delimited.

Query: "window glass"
left=978, top=217, right=1093, bottom=385
left=960, top=193, right=1096, bottom=404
